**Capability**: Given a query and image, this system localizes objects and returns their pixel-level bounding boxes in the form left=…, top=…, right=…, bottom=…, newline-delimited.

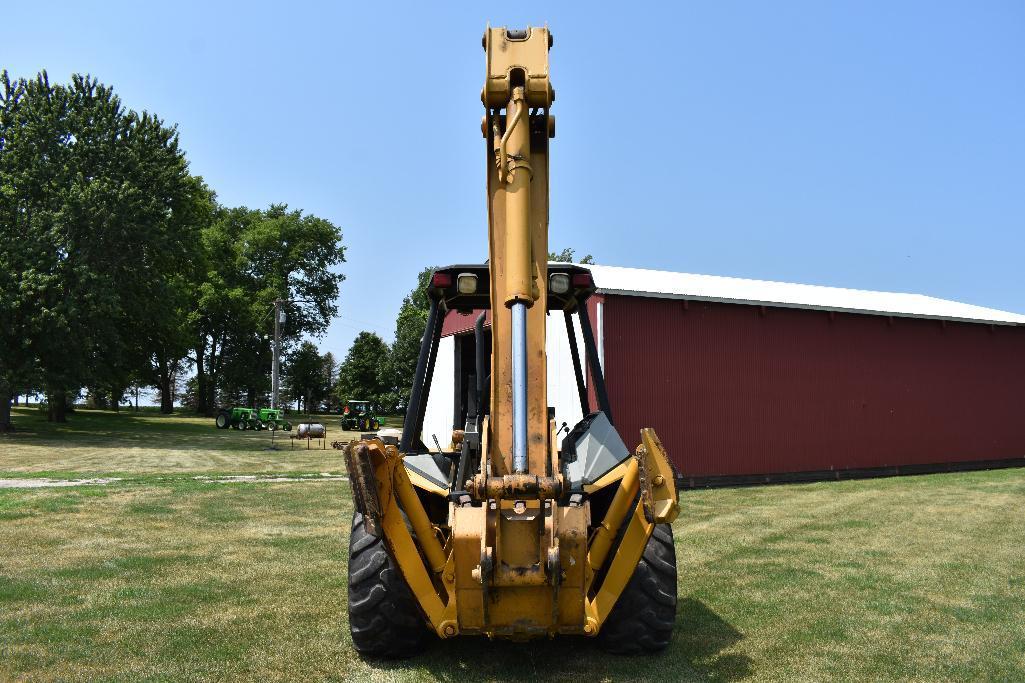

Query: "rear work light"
left=571, top=272, right=594, bottom=288
left=432, top=273, right=453, bottom=288
left=549, top=273, right=570, bottom=294
left=456, top=273, right=478, bottom=294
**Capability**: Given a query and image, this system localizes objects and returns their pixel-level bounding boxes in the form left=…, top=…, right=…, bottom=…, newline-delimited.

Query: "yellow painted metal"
left=405, top=467, right=448, bottom=497
left=485, top=25, right=552, bottom=476
left=341, top=28, right=683, bottom=643
left=585, top=460, right=631, bottom=493
left=501, top=85, right=534, bottom=307
left=639, top=428, right=679, bottom=523
left=369, top=425, right=679, bottom=639
left=585, top=428, right=678, bottom=523
left=393, top=456, right=448, bottom=574
left=555, top=503, right=588, bottom=631
left=586, top=457, right=640, bottom=574
left=585, top=497, right=654, bottom=628
left=494, top=499, right=545, bottom=586
left=451, top=504, right=486, bottom=629
left=349, top=440, right=457, bottom=636
left=483, top=26, right=554, bottom=109
left=381, top=477, right=452, bottom=629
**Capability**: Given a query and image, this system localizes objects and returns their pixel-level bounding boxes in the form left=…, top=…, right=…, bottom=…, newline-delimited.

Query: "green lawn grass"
left=2, top=409, right=1024, bottom=681
left=0, top=407, right=356, bottom=478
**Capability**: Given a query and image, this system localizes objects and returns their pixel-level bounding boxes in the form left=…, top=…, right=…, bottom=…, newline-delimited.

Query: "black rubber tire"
left=215, top=412, right=229, bottom=429
left=347, top=511, right=429, bottom=658
left=596, top=523, right=677, bottom=654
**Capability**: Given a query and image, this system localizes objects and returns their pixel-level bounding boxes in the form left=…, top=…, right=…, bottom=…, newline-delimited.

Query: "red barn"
left=422, top=264, right=1025, bottom=486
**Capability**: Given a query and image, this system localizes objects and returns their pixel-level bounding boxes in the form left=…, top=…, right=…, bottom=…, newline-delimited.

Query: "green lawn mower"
left=215, top=407, right=292, bottom=431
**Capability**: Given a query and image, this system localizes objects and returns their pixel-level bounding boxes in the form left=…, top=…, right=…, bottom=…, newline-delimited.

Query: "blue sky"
left=5, top=1, right=1024, bottom=362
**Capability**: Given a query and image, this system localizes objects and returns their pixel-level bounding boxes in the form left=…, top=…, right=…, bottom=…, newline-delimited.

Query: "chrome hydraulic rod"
left=511, top=301, right=528, bottom=472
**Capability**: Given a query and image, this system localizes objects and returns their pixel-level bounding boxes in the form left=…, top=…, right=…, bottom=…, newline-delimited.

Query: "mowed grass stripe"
left=0, top=407, right=355, bottom=477
left=0, top=469, right=1023, bottom=682
left=2, top=409, right=1023, bottom=680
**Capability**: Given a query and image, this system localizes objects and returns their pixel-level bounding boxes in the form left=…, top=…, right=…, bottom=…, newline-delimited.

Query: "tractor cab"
left=400, top=262, right=608, bottom=461
left=341, top=400, right=380, bottom=432
left=343, top=400, right=371, bottom=415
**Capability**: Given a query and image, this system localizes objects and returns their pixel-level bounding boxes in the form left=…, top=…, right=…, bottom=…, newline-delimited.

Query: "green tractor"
left=215, top=407, right=292, bottom=431
left=256, top=407, right=291, bottom=432
left=339, top=399, right=380, bottom=431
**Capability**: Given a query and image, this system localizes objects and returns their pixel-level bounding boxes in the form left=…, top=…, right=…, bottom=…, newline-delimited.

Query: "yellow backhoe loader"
left=340, top=26, right=679, bottom=656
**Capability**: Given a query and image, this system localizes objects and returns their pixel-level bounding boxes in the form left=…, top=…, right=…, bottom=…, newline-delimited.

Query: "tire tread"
left=347, top=511, right=429, bottom=658
left=596, top=523, right=678, bottom=654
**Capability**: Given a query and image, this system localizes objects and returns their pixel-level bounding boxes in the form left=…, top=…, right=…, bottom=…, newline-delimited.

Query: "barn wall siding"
left=601, top=295, right=1025, bottom=478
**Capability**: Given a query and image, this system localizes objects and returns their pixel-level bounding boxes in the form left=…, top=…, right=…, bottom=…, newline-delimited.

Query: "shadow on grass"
left=365, top=598, right=752, bottom=682
left=673, top=598, right=753, bottom=680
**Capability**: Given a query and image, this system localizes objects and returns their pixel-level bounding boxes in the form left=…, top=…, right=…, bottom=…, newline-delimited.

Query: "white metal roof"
left=582, top=263, right=1025, bottom=326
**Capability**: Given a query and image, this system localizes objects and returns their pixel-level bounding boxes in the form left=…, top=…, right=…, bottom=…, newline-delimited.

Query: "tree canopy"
left=191, top=204, right=344, bottom=415
left=549, top=247, right=594, bottom=264
left=0, top=71, right=206, bottom=425
left=0, top=70, right=346, bottom=428
left=336, top=332, right=391, bottom=408
left=385, top=267, right=434, bottom=411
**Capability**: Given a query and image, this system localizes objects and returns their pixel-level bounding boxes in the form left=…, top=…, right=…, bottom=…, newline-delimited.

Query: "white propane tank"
left=297, top=423, right=326, bottom=439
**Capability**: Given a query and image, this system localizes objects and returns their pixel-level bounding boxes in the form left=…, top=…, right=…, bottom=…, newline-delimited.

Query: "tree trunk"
left=197, top=335, right=221, bottom=417
left=204, top=336, right=221, bottom=417
left=48, top=390, right=68, bottom=423
left=246, top=386, right=257, bottom=408
left=0, top=381, right=13, bottom=432
left=159, top=374, right=174, bottom=413
left=194, top=343, right=208, bottom=415
left=157, top=356, right=174, bottom=414
left=204, top=379, right=217, bottom=417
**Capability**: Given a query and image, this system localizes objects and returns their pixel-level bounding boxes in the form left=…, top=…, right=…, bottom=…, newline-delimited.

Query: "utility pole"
left=272, top=299, right=284, bottom=409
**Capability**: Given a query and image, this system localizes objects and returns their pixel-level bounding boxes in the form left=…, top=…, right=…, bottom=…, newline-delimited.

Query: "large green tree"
left=337, top=332, right=390, bottom=408
left=0, top=71, right=202, bottom=426
left=386, top=267, right=434, bottom=411
left=321, top=351, right=339, bottom=412
left=145, top=176, right=216, bottom=413
left=191, top=204, right=345, bottom=415
left=1, top=71, right=345, bottom=426
left=286, top=341, right=327, bottom=413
